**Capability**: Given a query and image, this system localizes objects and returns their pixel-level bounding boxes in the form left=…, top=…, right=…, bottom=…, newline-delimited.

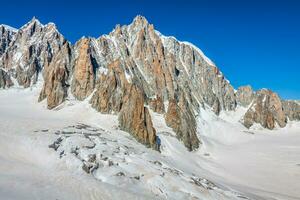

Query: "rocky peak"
left=243, top=89, right=287, bottom=129
left=0, top=24, right=17, bottom=56
left=0, top=17, right=67, bottom=88
left=131, top=15, right=149, bottom=29
left=23, top=17, right=42, bottom=27
left=18, top=17, right=44, bottom=37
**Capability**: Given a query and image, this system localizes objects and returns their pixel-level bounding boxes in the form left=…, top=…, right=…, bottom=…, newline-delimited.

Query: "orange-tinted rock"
left=90, top=60, right=127, bottom=113
left=39, top=43, right=71, bottom=109
left=243, top=89, right=287, bottom=129
left=165, top=94, right=200, bottom=151
left=71, top=38, right=97, bottom=100
left=149, top=95, right=165, bottom=114
left=119, top=84, right=156, bottom=148
left=91, top=60, right=157, bottom=148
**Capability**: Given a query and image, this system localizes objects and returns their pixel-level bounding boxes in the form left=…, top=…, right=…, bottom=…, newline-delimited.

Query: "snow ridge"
left=0, top=24, right=18, bottom=32
left=155, top=30, right=216, bottom=67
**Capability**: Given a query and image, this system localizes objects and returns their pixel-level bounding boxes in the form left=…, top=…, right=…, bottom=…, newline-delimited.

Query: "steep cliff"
left=0, top=18, right=67, bottom=88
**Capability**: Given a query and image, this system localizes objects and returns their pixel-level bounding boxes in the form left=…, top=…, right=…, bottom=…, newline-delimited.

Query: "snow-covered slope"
left=1, top=86, right=300, bottom=200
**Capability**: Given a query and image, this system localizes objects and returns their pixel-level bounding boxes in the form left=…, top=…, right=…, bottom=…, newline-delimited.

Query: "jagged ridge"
left=0, top=16, right=299, bottom=151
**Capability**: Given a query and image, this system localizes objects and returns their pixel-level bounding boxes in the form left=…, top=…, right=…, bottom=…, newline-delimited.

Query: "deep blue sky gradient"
left=1, top=0, right=299, bottom=99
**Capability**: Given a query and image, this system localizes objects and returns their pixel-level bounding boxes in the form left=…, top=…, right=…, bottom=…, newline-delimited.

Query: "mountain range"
left=0, top=15, right=299, bottom=152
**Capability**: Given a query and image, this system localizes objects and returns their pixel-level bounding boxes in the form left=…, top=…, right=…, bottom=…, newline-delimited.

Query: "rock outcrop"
left=90, top=59, right=157, bottom=147
left=165, top=95, right=200, bottom=151
left=90, top=59, right=126, bottom=113
left=38, top=42, right=72, bottom=109
left=282, top=100, right=300, bottom=121
left=149, top=95, right=165, bottom=114
left=0, top=69, right=13, bottom=88
left=236, top=85, right=255, bottom=107
left=119, top=84, right=156, bottom=148
left=0, top=25, right=16, bottom=56
left=243, top=89, right=287, bottom=129
left=71, top=38, right=98, bottom=100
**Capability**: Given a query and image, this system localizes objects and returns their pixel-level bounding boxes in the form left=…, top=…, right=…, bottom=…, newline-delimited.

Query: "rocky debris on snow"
left=82, top=160, right=99, bottom=174
left=115, top=172, right=125, bottom=176
left=191, top=177, right=216, bottom=190
left=243, top=131, right=255, bottom=135
left=48, top=137, right=63, bottom=151
left=43, top=123, right=251, bottom=200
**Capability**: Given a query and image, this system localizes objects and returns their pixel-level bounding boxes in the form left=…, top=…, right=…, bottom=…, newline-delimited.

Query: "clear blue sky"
left=1, top=0, right=299, bottom=99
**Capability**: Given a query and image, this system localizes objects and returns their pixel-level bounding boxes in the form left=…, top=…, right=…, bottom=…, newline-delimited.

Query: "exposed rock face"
left=0, top=25, right=16, bottom=89
left=149, top=95, right=165, bottom=114
left=38, top=42, right=72, bottom=109
left=236, top=85, right=255, bottom=107
left=0, top=69, right=13, bottom=88
left=87, top=15, right=237, bottom=150
left=90, top=60, right=126, bottom=113
left=243, top=89, right=287, bottom=129
left=71, top=38, right=98, bottom=100
left=91, top=59, right=157, bottom=147
left=282, top=100, right=300, bottom=121
left=160, top=36, right=237, bottom=113
left=0, top=25, right=16, bottom=56
left=119, top=84, right=156, bottom=148
left=0, top=18, right=67, bottom=88
left=165, top=95, right=200, bottom=151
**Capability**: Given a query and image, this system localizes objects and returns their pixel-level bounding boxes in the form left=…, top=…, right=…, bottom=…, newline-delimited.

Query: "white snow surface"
left=0, top=87, right=300, bottom=200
